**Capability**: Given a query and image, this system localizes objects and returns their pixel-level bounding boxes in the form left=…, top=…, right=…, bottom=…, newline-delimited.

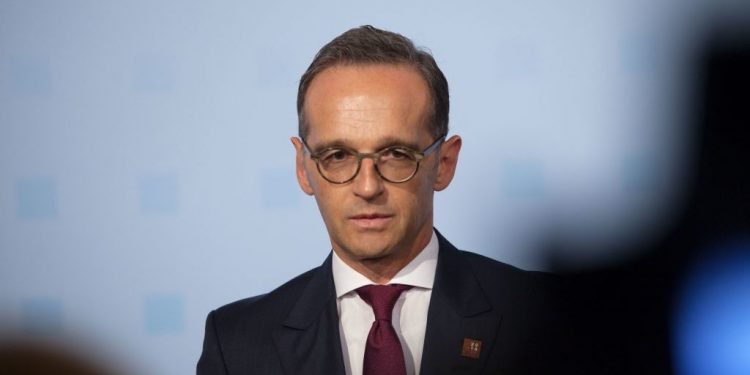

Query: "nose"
left=352, top=157, right=384, bottom=200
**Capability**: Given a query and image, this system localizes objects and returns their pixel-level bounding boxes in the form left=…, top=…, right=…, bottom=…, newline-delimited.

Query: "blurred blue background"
left=1, top=0, right=748, bottom=373
left=674, top=240, right=750, bottom=375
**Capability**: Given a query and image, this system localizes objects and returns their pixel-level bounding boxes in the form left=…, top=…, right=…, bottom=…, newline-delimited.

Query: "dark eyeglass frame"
left=300, top=135, right=447, bottom=184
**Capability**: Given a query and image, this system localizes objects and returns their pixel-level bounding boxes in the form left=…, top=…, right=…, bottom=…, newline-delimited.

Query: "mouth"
left=348, top=213, right=393, bottom=229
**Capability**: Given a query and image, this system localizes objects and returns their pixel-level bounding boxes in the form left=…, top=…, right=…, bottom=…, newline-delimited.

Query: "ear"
left=433, top=135, right=462, bottom=191
left=291, top=137, right=315, bottom=196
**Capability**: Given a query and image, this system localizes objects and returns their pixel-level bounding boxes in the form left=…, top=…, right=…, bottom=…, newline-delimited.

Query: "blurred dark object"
left=548, top=21, right=750, bottom=374
left=0, top=340, right=111, bottom=375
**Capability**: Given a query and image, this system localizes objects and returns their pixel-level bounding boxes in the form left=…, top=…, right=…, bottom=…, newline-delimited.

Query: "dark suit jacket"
left=198, top=231, right=579, bottom=374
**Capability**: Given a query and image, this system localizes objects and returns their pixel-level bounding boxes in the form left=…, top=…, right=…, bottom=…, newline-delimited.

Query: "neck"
left=335, top=226, right=433, bottom=284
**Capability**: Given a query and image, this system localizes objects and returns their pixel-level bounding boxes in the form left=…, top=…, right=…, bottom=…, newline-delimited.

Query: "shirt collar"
left=332, top=230, right=439, bottom=298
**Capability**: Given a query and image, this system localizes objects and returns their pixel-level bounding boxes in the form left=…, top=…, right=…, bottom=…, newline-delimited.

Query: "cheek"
left=414, top=175, right=437, bottom=212
left=394, top=182, right=433, bottom=217
left=313, top=186, right=345, bottom=222
left=413, top=169, right=437, bottom=198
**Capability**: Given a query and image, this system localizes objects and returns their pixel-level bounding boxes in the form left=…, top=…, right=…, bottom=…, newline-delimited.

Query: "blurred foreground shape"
left=0, top=339, right=113, bottom=375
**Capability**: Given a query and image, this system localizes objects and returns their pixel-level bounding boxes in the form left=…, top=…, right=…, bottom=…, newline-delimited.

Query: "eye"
left=319, top=149, right=352, bottom=163
left=382, top=148, right=415, bottom=161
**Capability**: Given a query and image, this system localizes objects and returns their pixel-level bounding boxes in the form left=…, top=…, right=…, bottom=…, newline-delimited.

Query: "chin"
left=339, top=238, right=396, bottom=261
left=348, top=245, right=393, bottom=260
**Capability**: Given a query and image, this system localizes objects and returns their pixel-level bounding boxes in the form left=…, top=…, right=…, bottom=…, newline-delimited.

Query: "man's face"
left=292, top=64, right=460, bottom=273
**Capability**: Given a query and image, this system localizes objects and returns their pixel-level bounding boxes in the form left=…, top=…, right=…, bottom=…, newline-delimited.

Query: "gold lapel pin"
left=461, top=338, right=482, bottom=359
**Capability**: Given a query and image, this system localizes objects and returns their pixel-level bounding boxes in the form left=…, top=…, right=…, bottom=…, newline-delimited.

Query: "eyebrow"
left=309, top=136, right=423, bottom=153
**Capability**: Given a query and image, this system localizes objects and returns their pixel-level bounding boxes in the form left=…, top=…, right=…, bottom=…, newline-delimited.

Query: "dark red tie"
left=356, top=284, right=412, bottom=375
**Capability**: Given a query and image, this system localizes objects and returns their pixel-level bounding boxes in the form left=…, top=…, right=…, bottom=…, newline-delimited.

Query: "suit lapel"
left=420, top=232, right=504, bottom=374
left=272, top=254, right=346, bottom=375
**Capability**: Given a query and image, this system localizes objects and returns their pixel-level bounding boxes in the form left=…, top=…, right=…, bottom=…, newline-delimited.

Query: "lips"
left=349, top=213, right=393, bottom=229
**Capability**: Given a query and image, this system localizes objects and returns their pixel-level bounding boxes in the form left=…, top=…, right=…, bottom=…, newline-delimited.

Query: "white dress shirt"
left=332, top=231, right=438, bottom=375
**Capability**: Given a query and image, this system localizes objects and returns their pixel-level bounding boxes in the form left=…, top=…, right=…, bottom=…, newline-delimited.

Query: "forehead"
left=303, top=64, right=431, bottom=146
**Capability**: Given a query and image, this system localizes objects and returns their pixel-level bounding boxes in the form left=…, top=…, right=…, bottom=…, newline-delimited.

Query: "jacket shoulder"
left=452, top=248, right=563, bottom=305
left=210, top=265, right=320, bottom=332
left=198, top=264, right=332, bottom=374
left=458, top=249, right=553, bottom=279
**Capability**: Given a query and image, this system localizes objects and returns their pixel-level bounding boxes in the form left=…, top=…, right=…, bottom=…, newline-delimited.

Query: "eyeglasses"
left=301, top=135, right=446, bottom=184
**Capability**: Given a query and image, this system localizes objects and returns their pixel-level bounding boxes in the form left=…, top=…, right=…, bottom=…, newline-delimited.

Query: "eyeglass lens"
left=317, top=148, right=418, bottom=183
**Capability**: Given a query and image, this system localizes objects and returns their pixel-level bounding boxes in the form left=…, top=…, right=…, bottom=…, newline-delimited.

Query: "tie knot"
left=356, top=284, right=412, bottom=321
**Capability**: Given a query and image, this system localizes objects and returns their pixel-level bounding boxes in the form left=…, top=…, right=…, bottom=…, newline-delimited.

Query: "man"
left=198, top=25, right=574, bottom=374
